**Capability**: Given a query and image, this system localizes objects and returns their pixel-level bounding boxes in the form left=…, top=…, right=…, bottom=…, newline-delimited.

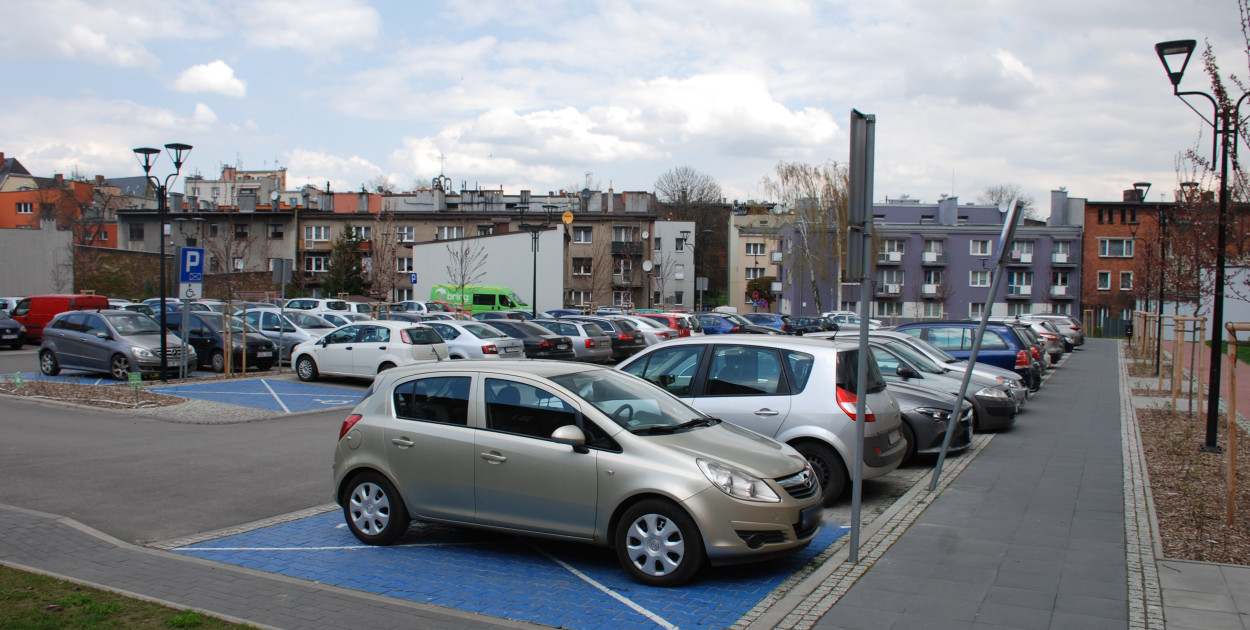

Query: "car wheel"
left=255, top=363, right=272, bottom=372
left=9, top=342, right=21, bottom=350
left=792, top=440, right=847, bottom=506
left=295, top=356, right=319, bottom=381
left=341, top=471, right=410, bottom=546
left=899, top=421, right=917, bottom=467
left=615, top=499, right=705, bottom=587
left=39, top=350, right=60, bottom=376
left=377, top=361, right=396, bottom=374
left=109, top=354, right=132, bottom=381
left=210, top=350, right=225, bottom=373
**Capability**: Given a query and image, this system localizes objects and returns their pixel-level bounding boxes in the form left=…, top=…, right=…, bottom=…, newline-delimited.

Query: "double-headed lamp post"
left=133, top=143, right=193, bottom=381
left=516, top=195, right=554, bottom=319
left=1156, top=39, right=1250, bottom=453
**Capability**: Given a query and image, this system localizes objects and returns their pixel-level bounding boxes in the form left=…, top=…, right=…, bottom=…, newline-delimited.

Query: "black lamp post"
left=517, top=195, right=554, bottom=319
left=133, top=143, right=193, bottom=381
left=1156, top=39, right=1249, bottom=453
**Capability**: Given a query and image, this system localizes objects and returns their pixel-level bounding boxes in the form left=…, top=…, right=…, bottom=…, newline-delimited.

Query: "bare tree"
left=370, top=210, right=401, bottom=301
left=763, top=161, right=850, bottom=313
left=445, top=233, right=488, bottom=311
left=656, top=166, right=728, bottom=303
left=655, top=166, right=723, bottom=210
left=977, top=184, right=1037, bottom=219
left=366, top=175, right=397, bottom=194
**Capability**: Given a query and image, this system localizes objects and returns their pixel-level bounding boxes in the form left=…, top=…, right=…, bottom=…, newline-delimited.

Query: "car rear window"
left=835, top=349, right=887, bottom=393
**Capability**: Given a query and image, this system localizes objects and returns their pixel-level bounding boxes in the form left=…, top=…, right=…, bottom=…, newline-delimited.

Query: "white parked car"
left=285, top=297, right=351, bottom=312
left=617, top=335, right=907, bottom=505
left=313, top=310, right=373, bottom=327
left=292, top=320, right=448, bottom=381
left=241, top=308, right=338, bottom=362
left=421, top=320, right=526, bottom=360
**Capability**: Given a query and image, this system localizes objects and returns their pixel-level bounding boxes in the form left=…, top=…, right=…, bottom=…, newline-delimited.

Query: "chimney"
left=54, top=173, right=64, bottom=187
left=95, top=175, right=104, bottom=184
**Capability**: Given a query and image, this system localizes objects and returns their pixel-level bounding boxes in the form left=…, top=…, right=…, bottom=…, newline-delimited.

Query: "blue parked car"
left=694, top=312, right=741, bottom=334
left=891, top=321, right=1041, bottom=391
left=742, top=312, right=793, bottom=334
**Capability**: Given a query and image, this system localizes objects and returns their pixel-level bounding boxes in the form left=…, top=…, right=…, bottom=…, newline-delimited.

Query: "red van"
left=10, top=294, right=111, bottom=343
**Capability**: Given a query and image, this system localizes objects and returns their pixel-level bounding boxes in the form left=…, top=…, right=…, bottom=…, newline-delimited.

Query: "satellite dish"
left=642, top=260, right=653, bottom=272
left=580, top=188, right=591, bottom=201
left=641, top=230, right=649, bottom=239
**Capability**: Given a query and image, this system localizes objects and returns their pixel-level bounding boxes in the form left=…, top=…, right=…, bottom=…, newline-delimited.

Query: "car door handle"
left=390, top=437, right=414, bottom=448
left=754, top=408, right=780, bottom=416
left=480, top=451, right=507, bottom=463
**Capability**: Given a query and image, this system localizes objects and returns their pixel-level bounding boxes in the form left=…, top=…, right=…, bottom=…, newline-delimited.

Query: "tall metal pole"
left=158, top=182, right=168, bottom=380
left=1203, top=109, right=1232, bottom=452
left=1155, top=211, right=1166, bottom=376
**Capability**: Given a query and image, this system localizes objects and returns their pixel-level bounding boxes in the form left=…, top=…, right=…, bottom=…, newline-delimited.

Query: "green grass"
left=0, top=565, right=259, bottom=630
left=1209, top=340, right=1250, bottom=365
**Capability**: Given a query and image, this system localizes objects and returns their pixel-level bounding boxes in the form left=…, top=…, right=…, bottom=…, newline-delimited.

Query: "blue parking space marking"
left=175, top=511, right=848, bottom=630
left=149, top=379, right=362, bottom=413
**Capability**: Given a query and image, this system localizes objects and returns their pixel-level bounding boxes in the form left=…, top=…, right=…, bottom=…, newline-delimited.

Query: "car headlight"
left=974, top=386, right=1009, bottom=399
left=131, top=346, right=155, bottom=358
left=697, top=458, right=780, bottom=503
left=915, top=407, right=952, bottom=422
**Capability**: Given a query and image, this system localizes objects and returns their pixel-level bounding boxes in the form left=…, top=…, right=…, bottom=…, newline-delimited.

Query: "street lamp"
left=134, top=142, right=192, bottom=381
left=1155, top=39, right=1250, bottom=453
left=516, top=195, right=554, bottom=319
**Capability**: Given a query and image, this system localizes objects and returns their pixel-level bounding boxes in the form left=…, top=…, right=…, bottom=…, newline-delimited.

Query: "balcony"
left=1051, top=252, right=1075, bottom=265
left=771, top=251, right=783, bottom=263
left=876, top=283, right=903, bottom=297
left=1007, top=251, right=1034, bottom=265
left=1050, top=285, right=1074, bottom=299
left=921, top=283, right=943, bottom=297
left=921, top=252, right=948, bottom=265
left=877, top=251, right=903, bottom=265
left=1006, top=285, right=1033, bottom=298
left=302, top=239, right=330, bottom=251
left=612, top=271, right=642, bottom=287
left=611, top=241, right=644, bottom=256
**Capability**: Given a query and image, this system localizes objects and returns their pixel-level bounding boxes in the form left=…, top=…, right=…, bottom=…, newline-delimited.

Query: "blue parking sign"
left=180, top=248, right=205, bottom=283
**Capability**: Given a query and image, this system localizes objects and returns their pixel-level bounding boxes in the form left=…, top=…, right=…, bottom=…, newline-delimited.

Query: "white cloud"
left=284, top=149, right=387, bottom=193
left=0, top=0, right=209, bottom=68
left=173, top=61, right=246, bottom=98
left=236, top=0, right=380, bottom=54
left=192, top=103, right=218, bottom=125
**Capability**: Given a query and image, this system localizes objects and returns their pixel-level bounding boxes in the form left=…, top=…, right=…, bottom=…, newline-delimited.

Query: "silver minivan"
left=617, top=336, right=906, bottom=505
left=39, top=309, right=196, bottom=380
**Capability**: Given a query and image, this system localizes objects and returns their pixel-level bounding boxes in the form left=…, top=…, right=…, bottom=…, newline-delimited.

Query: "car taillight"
left=538, top=339, right=556, bottom=349
left=657, top=332, right=670, bottom=340
left=482, top=344, right=499, bottom=354
left=1030, top=346, right=1041, bottom=360
left=338, top=414, right=362, bottom=441
left=678, top=329, right=690, bottom=337
left=617, top=334, right=632, bottom=341
left=585, top=338, right=596, bottom=348
left=1015, top=350, right=1030, bottom=369
left=835, top=386, right=876, bottom=422
left=1072, top=325, right=1081, bottom=331
left=731, top=326, right=741, bottom=332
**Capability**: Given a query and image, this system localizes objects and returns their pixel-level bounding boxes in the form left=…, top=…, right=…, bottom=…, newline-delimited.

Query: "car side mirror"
left=897, top=365, right=920, bottom=379
left=551, top=425, right=588, bottom=453
left=658, top=374, right=676, bottom=386
left=96, top=331, right=109, bottom=339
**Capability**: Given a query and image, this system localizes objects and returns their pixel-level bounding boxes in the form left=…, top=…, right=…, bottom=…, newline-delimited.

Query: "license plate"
left=558, top=344, right=569, bottom=350
left=256, top=351, right=272, bottom=358
left=888, top=429, right=901, bottom=445
left=799, top=503, right=822, bottom=531
left=0, top=334, right=14, bottom=339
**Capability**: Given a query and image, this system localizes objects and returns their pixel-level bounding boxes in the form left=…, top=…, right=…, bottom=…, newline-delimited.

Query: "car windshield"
left=902, top=335, right=960, bottom=363
left=884, top=340, right=945, bottom=374
left=199, top=314, right=257, bottom=334
left=548, top=369, right=711, bottom=433
left=288, top=312, right=335, bottom=329
left=104, top=313, right=164, bottom=335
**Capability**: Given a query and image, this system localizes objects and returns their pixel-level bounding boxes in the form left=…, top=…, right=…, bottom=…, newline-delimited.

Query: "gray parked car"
left=241, top=308, right=337, bottom=362
left=39, top=309, right=196, bottom=380
left=332, top=360, right=822, bottom=587
left=532, top=319, right=614, bottom=363
left=887, top=380, right=974, bottom=466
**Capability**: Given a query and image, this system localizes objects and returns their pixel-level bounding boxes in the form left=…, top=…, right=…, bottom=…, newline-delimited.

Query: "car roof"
left=377, top=358, right=608, bottom=382
left=649, top=335, right=856, bottom=352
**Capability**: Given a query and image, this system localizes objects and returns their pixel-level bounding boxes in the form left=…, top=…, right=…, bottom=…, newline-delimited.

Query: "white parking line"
left=536, top=547, right=679, bottom=630
left=259, top=379, right=291, bottom=414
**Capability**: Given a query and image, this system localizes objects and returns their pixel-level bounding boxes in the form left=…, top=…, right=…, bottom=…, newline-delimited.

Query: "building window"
left=879, top=269, right=904, bottom=285
left=969, top=302, right=985, bottom=319
left=304, top=225, right=329, bottom=241
left=924, top=239, right=944, bottom=254
left=305, top=256, right=329, bottom=272
left=746, top=267, right=765, bottom=280
left=922, top=302, right=943, bottom=318
left=234, top=224, right=249, bottom=238
left=1052, top=303, right=1072, bottom=315
left=16, top=202, right=32, bottom=214
left=653, top=291, right=662, bottom=305
left=656, top=237, right=664, bottom=251
left=397, top=226, right=414, bottom=242
left=397, top=258, right=414, bottom=272
left=436, top=225, right=463, bottom=240
left=924, top=270, right=943, bottom=285
left=232, top=257, right=245, bottom=271
left=128, top=223, right=144, bottom=241
left=351, top=226, right=372, bottom=240
left=874, top=301, right=903, bottom=317
left=1008, top=303, right=1032, bottom=316
left=209, top=223, right=219, bottom=237
left=970, top=239, right=991, bottom=256
left=675, top=264, right=685, bottom=280
left=746, top=242, right=765, bottom=256
left=1120, top=271, right=1133, bottom=290
left=572, top=258, right=592, bottom=276
left=1097, top=271, right=1111, bottom=290
left=970, top=270, right=990, bottom=287
left=675, top=291, right=684, bottom=305
left=1054, top=241, right=1071, bottom=256
left=1053, top=270, right=1070, bottom=286
left=569, top=290, right=591, bottom=305
left=1099, top=238, right=1134, bottom=258
left=573, top=226, right=593, bottom=243
left=882, top=239, right=905, bottom=253
left=612, top=290, right=633, bottom=306
left=613, top=226, right=636, bottom=242
left=267, top=258, right=278, bottom=271
left=268, top=224, right=284, bottom=239
left=614, top=258, right=632, bottom=275
left=209, top=257, right=220, bottom=272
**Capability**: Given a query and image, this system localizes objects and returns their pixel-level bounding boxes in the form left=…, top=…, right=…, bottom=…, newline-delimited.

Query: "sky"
left=0, top=0, right=1244, bottom=210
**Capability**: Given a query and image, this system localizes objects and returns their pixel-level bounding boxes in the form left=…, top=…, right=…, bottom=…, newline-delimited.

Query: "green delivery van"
left=429, top=285, right=528, bottom=315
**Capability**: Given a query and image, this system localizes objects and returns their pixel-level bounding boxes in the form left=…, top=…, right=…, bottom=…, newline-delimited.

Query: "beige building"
left=727, top=208, right=783, bottom=313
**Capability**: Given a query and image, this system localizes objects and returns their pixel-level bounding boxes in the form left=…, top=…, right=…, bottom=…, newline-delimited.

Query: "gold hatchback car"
left=331, top=360, right=823, bottom=586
